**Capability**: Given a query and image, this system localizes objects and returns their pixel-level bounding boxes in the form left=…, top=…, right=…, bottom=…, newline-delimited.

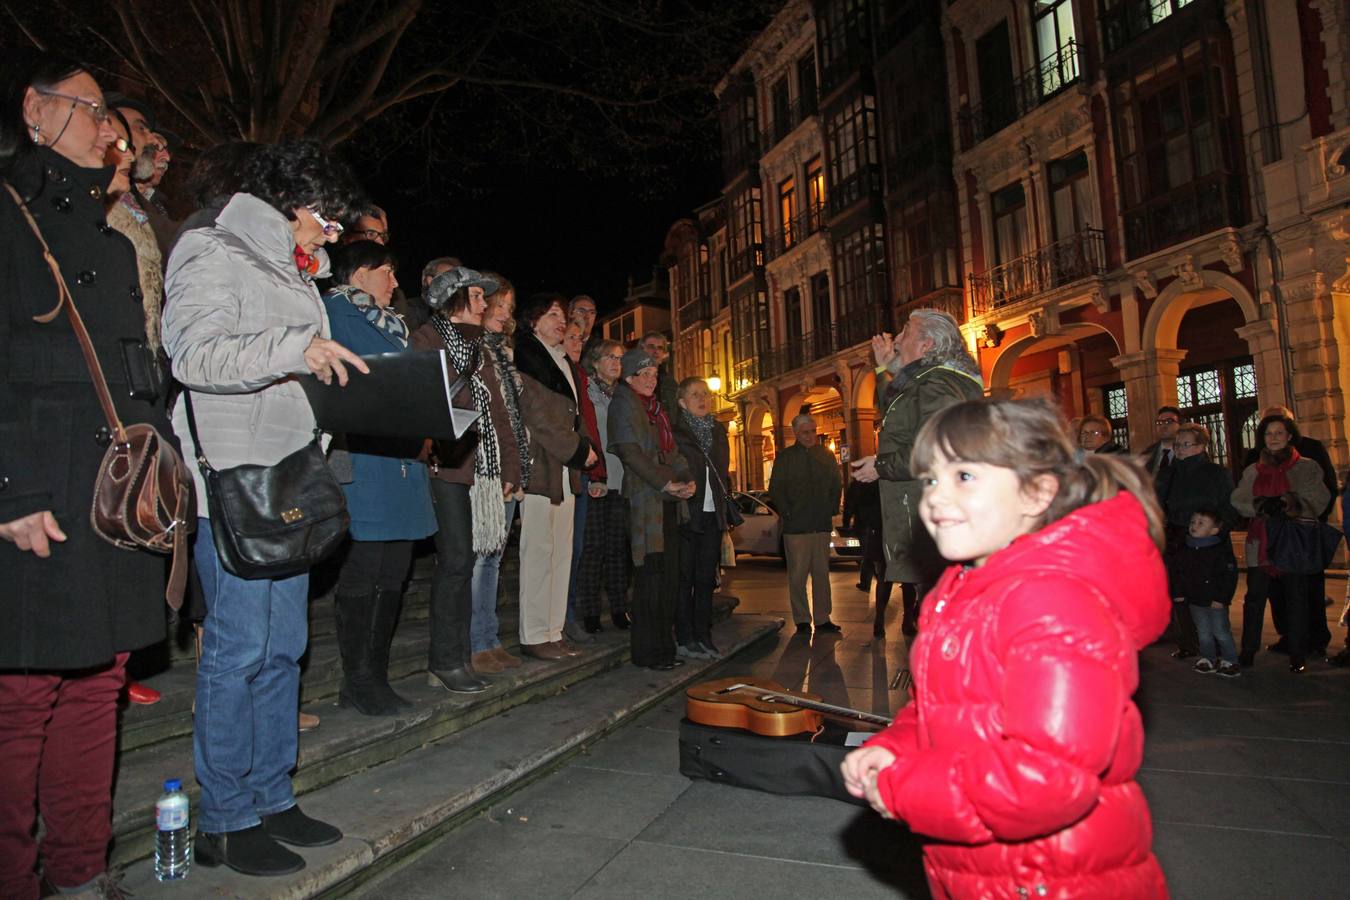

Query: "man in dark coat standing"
left=769, top=413, right=843, bottom=633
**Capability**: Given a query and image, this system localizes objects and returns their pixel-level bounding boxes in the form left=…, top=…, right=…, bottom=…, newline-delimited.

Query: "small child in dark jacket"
left=1167, top=508, right=1240, bottom=677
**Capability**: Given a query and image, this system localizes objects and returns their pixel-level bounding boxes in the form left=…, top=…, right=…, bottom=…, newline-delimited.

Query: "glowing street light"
left=706, top=375, right=722, bottom=393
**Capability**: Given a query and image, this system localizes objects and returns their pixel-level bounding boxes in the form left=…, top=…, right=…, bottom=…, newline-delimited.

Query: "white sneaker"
left=1216, top=661, right=1241, bottom=678
left=1193, top=658, right=1217, bottom=674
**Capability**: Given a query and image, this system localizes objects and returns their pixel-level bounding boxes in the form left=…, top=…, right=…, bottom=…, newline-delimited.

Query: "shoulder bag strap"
left=4, top=182, right=127, bottom=444
left=180, top=389, right=214, bottom=471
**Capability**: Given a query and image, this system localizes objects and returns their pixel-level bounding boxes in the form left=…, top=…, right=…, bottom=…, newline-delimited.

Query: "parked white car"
left=728, top=491, right=861, bottom=562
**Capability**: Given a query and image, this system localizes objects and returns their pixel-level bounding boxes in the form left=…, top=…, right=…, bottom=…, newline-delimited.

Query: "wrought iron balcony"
left=764, top=206, right=827, bottom=262
left=968, top=228, right=1106, bottom=317
left=1102, top=0, right=1212, bottom=56
left=760, top=99, right=813, bottom=153
left=957, top=40, right=1080, bottom=150
left=1122, top=173, right=1241, bottom=262
left=677, top=295, right=712, bottom=331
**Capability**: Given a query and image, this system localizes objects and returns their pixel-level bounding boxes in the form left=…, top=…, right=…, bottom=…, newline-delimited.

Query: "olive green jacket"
left=768, top=442, right=842, bottom=534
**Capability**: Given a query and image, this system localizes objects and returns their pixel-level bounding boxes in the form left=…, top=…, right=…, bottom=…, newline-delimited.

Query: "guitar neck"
left=738, top=685, right=893, bottom=727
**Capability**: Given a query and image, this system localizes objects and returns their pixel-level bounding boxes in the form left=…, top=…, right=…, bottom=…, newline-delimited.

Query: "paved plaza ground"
left=351, top=557, right=1350, bottom=899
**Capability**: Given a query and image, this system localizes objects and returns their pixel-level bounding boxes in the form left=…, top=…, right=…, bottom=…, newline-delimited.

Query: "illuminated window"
left=779, top=177, right=797, bottom=250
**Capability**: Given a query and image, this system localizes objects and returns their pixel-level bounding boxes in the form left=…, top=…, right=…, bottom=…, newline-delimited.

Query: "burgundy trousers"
left=0, top=653, right=128, bottom=899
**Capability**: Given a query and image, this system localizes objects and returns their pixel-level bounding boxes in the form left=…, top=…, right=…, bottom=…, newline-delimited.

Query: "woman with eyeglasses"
left=575, top=339, right=633, bottom=633
left=0, top=51, right=179, bottom=900
left=321, top=241, right=436, bottom=715
left=1156, top=423, right=1237, bottom=661
left=1077, top=414, right=1126, bottom=454
left=161, top=139, right=368, bottom=877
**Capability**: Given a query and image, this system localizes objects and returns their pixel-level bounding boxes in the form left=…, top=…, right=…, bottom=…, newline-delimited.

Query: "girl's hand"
left=840, top=744, right=896, bottom=801
left=588, top=482, right=607, bottom=498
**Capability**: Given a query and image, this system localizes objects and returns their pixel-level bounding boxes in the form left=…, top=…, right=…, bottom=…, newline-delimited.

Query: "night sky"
left=361, top=159, right=721, bottom=314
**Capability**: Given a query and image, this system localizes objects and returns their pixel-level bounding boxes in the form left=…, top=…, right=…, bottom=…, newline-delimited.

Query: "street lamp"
left=706, top=374, right=722, bottom=393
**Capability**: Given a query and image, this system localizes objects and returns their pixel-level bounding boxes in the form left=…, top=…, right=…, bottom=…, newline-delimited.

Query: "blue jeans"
left=1190, top=604, right=1238, bottom=665
left=565, top=478, right=590, bottom=621
left=470, top=499, right=517, bottom=653
left=192, top=518, right=309, bottom=833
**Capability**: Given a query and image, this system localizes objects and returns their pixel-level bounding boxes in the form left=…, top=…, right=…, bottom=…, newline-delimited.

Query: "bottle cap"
left=164, top=778, right=182, bottom=792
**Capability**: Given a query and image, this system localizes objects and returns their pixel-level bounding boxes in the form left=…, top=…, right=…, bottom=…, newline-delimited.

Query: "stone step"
left=116, top=612, right=781, bottom=898
left=110, top=593, right=742, bottom=869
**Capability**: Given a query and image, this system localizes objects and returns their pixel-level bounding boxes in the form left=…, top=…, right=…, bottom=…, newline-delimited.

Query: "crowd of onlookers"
left=0, top=53, right=732, bottom=895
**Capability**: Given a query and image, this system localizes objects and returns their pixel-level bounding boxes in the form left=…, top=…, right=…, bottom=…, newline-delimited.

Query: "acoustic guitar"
left=685, top=677, right=893, bottom=738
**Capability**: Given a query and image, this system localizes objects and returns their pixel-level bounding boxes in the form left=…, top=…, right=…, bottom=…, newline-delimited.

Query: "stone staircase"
left=108, top=542, right=781, bottom=897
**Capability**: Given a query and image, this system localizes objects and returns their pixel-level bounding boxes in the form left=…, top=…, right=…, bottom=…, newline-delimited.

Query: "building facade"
left=667, top=0, right=1349, bottom=488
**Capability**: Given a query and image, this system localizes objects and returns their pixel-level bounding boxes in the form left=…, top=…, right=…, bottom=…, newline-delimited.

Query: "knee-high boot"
left=873, top=581, right=892, bottom=637
left=900, top=582, right=920, bottom=636
left=336, top=590, right=400, bottom=716
left=370, top=587, right=412, bottom=708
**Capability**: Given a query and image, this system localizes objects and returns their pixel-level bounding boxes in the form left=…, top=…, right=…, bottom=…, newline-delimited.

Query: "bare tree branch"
left=110, top=0, right=225, bottom=142
left=314, top=0, right=423, bottom=79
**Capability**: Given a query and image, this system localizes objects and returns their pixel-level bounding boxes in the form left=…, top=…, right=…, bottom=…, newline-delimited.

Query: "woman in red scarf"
left=1231, top=414, right=1331, bottom=672
left=607, top=348, right=695, bottom=670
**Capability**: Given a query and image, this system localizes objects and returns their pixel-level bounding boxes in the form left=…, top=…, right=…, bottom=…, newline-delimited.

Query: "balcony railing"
left=764, top=205, right=827, bottom=261
left=957, top=40, right=1080, bottom=150
left=968, top=228, right=1106, bottom=317
left=828, top=165, right=882, bottom=217
left=677, top=294, right=712, bottom=331
left=1102, top=0, right=1208, bottom=56
left=760, top=98, right=813, bottom=153
left=1122, top=173, right=1241, bottom=261
left=727, top=244, right=764, bottom=283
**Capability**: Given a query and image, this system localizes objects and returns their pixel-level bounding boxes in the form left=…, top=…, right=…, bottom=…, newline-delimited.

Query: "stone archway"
left=987, top=323, right=1123, bottom=397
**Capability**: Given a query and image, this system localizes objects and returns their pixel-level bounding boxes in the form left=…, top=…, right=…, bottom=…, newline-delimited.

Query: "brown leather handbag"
left=6, top=184, right=195, bottom=608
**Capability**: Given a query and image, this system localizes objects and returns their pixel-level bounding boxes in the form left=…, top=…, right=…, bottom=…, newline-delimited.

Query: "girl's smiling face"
left=918, top=448, right=1055, bottom=568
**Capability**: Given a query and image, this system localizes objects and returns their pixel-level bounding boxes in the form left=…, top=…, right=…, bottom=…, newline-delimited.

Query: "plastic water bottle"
left=154, top=778, right=191, bottom=881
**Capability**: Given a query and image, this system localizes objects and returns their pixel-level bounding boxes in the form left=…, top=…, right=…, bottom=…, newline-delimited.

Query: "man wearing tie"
left=1140, top=406, right=1182, bottom=477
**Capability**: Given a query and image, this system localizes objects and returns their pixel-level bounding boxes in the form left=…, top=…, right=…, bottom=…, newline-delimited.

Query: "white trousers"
left=518, top=491, right=575, bottom=645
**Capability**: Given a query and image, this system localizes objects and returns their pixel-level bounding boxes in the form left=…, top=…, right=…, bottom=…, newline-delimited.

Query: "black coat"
left=842, top=478, right=883, bottom=533
left=1166, top=539, right=1239, bottom=607
left=0, top=149, right=169, bottom=669
left=673, top=415, right=730, bottom=533
left=1157, top=454, right=1238, bottom=534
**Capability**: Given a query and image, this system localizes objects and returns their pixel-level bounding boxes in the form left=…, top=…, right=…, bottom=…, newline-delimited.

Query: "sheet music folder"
left=297, top=349, right=480, bottom=440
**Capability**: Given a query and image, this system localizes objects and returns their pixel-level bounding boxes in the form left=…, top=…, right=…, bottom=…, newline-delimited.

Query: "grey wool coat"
left=162, top=193, right=332, bottom=515
left=608, top=384, right=690, bottom=566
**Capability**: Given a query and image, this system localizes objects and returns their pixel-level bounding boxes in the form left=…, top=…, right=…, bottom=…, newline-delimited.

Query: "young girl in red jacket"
left=842, top=398, right=1171, bottom=899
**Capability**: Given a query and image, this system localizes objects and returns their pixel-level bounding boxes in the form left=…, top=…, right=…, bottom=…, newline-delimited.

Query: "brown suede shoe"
left=520, top=642, right=567, bottom=660
left=492, top=646, right=523, bottom=668
left=471, top=650, right=505, bottom=673
left=298, top=711, right=320, bottom=732
left=553, top=640, right=584, bottom=657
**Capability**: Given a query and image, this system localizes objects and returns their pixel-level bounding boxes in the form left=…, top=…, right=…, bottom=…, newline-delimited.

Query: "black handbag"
left=184, top=391, right=349, bottom=580
left=696, top=445, right=743, bottom=527
left=1265, top=516, right=1344, bottom=575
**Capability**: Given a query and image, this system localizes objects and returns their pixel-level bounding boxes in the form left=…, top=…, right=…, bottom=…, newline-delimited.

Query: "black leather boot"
left=335, top=591, right=400, bottom=716
left=195, top=825, right=305, bottom=876
left=873, top=586, right=890, bottom=637
left=369, top=587, right=412, bottom=709
left=900, top=583, right=920, bottom=637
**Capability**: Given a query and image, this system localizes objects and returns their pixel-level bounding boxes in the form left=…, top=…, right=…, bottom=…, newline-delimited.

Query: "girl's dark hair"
left=328, top=239, right=397, bottom=286
left=912, top=398, right=1166, bottom=549
left=185, top=140, right=261, bottom=209
left=0, top=50, right=87, bottom=177
left=519, top=292, right=566, bottom=331
left=240, top=138, right=365, bottom=222
left=1253, top=414, right=1300, bottom=454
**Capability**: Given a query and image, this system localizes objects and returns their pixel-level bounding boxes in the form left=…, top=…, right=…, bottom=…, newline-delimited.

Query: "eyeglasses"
left=111, top=137, right=130, bottom=153
left=1081, top=429, right=1109, bottom=437
left=35, top=88, right=109, bottom=124
left=1155, top=418, right=1180, bottom=425
left=306, top=207, right=343, bottom=236
left=604, top=353, right=624, bottom=361
left=354, top=227, right=389, bottom=242
left=1174, top=441, right=1201, bottom=448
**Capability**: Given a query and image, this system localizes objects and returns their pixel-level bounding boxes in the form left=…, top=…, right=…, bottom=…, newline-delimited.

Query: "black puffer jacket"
left=0, top=148, right=168, bottom=669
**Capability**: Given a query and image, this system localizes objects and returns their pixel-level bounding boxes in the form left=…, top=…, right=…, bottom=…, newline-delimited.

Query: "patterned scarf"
left=483, top=329, right=532, bottom=493
left=644, top=392, right=675, bottom=454
left=680, top=408, right=714, bottom=453
left=432, top=315, right=506, bottom=553
left=107, top=199, right=163, bottom=353
left=329, top=285, right=409, bottom=347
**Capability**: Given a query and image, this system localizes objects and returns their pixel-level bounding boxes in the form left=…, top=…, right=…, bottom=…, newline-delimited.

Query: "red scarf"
left=1249, top=447, right=1300, bottom=573
left=572, top=363, right=607, bottom=481
left=643, top=392, right=675, bottom=455
left=293, top=245, right=320, bottom=275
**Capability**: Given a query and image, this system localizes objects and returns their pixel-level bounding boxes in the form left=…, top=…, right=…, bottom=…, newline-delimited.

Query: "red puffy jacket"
left=866, top=491, right=1170, bottom=899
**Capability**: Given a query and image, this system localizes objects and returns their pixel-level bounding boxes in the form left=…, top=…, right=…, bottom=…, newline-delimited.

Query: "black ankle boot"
left=195, top=825, right=305, bottom=876
left=261, top=805, right=343, bottom=847
left=583, top=615, right=603, bottom=634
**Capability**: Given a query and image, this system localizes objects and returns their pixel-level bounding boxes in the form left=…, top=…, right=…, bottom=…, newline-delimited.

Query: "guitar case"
left=677, top=718, right=867, bottom=806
